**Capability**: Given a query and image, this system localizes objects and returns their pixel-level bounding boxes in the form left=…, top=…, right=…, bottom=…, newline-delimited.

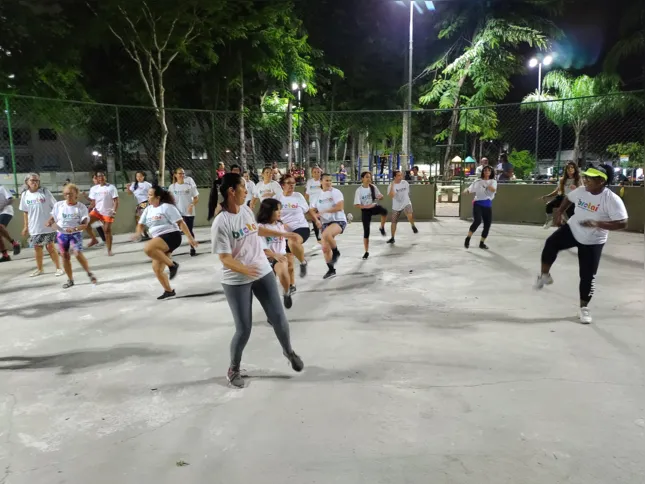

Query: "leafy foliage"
left=606, top=142, right=644, bottom=168
left=507, top=149, right=536, bottom=178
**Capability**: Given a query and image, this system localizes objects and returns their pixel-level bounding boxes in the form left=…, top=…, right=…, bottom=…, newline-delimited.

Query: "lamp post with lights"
left=529, top=54, right=553, bottom=167
left=290, top=82, right=306, bottom=169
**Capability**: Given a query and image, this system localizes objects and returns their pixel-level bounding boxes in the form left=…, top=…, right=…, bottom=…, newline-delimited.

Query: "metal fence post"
left=3, top=96, right=19, bottom=193
left=210, top=111, right=216, bottom=180
left=115, top=105, right=124, bottom=190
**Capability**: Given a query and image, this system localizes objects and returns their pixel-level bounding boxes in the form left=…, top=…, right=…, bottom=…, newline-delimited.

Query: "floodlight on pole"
left=528, top=53, right=556, bottom=167
left=291, top=82, right=299, bottom=91
left=543, top=55, right=553, bottom=66
left=528, top=58, right=539, bottom=68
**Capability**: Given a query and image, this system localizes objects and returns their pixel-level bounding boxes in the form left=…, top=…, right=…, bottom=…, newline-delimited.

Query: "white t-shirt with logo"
left=567, top=187, right=628, bottom=245
left=129, top=181, right=152, bottom=204
left=389, top=180, right=412, bottom=211
left=169, top=181, right=199, bottom=217
left=140, top=203, right=184, bottom=238
left=0, top=186, right=14, bottom=216
left=354, top=185, right=381, bottom=208
left=279, top=193, right=310, bottom=230
left=20, top=189, right=57, bottom=235
left=254, top=180, right=283, bottom=201
left=561, top=178, right=580, bottom=196
left=314, top=188, right=347, bottom=224
left=211, top=204, right=272, bottom=285
left=467, top=179, right=497, bottom=202
left=259, top=222, right=287, bottom=256
left=244, top=180, right=256, bottom=204
left=306, top=178, right=322, bottom=203
left=51, top=201, right=89, bottom=233
left=88, top=184, right=119, bottom=216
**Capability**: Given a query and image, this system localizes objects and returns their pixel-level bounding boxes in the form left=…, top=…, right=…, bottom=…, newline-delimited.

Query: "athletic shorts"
left=135, top=202, right=148, bottom=218
left=57, top=232, right=83, bottom=253
left=90, top=210, right=115, bottom=224
left=0, top=214, right=12, bottom=227
left=31, top=232, right=56, bottom=247
left=391, top=204, right=413, bottom=223
left=286, top=227, right=310, bottom=253
left=157, top=231, right=182, bottom=253
left=322, top=221, right=347, bottom=234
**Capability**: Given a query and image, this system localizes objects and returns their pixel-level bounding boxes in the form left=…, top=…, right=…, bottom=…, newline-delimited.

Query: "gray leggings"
left=222, top=272, right=293, bottom=368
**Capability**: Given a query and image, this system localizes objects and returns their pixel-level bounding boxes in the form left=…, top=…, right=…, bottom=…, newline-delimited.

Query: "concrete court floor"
left=0, top=218, right=643, bottom=484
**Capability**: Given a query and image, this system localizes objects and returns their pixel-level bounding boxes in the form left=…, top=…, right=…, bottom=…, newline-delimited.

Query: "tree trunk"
left=287, top=99, right=293, bottom=168
left=342, top=139, right=348, bottom=163
left=238, top=59, right=247, bottom=171
left=251, top=129, right=257, bottom=167
left=349, top=133, right=356, bottom=182
left=304, top=129, right=310, bottom=167
left=573, top=129, right=581, bottom=169
left=442, top=72, right=469, bottom=180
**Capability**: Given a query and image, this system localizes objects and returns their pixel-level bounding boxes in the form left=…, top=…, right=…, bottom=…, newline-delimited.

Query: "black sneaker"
left=479, top=242, right=489, bottom=250
left=169, top=262, right=179, bottom=280
left=190, top=247, right=197, bottom=257
left=227, top=367, right=245, bottom=388
left=323, top=268, right=337, bottom=280
left=284, top=351, right=304, bottom=372
left=12, top=242, right=21, bottom=256
left=386, top=238, right=395, bottom=244
left=464, top=237, right=471, bottom=249
left=283, top=292, right=293, bottom=309
left=379, top=227, right=386, bottom=237
left=412, top=225, right=419, bottom=234
left=0, top=255, right=10, bottom=263
left=299, top=262, right=307, bottom=278
left=88, top=272, right=97, bottom=285
left=157, top=290, right=176, bottom=300
left=362, top=252, right=369, bottom=260
left=331, top=249, right=340, bottom=264
left=62, top=280, right=75, bottom=289
left=289, top=285, right=297, bottom=294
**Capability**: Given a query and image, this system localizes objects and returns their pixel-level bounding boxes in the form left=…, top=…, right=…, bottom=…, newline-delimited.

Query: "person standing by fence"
left=540, top=162, right=581, bottom=228
left=0, top=185, right=21, bottom=262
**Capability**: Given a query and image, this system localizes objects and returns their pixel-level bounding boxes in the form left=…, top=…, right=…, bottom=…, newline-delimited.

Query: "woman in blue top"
left=463, top=165, right=497, bottom=250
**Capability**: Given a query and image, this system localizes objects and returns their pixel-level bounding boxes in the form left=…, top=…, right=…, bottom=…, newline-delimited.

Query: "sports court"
left=0, top=219, right=643, bottom=484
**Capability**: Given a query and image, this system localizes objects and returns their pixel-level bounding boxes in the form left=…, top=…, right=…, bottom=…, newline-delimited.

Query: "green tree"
left=606, top=142, right=644, bottom=168
left=507, top=150, right=536, bottom=179
left=521, top=71, right=633, bottom=164
left=418, top=0, right=560, bottom=179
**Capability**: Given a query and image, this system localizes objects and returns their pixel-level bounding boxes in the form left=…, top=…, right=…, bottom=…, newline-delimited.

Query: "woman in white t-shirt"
left=252, top=166, right=283, bottom=209
left=354, top=171, right=387, bottom=260
left=0, top=185, right=21, bottom=261
left=257, top=198, right=294, bottom=309
left=209, top=173, right=304, bottom=388
left=540, top=162, right=582, bottom=228
left=279, top=174, right=315, bottom=284
left=134, top=186, right=198, bottom=300
left=46, top=183, right=97, bottom=288
left=19, top=173, right=64, bottom=277
left=534, top=165, right=628, bottom=324
left=169, top=167, right=200, bottom=257
left=463, top=165, right=497, bottom=250
left=312, top=173, right=347, bottom=280
left=126, top=171, right=153, bottom=238
left=387, top=170, right=419, bottom=245
left=305, top=166, right=323, bottom=241
left=87, top=171, right=119, bottom=256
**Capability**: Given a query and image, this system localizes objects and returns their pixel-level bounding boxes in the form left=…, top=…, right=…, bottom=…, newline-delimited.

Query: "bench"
left=436, top=185, right=461, bottom=203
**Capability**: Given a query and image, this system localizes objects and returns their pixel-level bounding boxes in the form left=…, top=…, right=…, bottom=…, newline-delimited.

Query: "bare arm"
left=581, top=219, right=628, bottom=230
left=264, top=249, right=287, bottom=263
left=177, top=219, right=198, bottom=246
left=219, top=253, right=259, bottom=278
left=112, top=197, right=119, bottom=214
left=22, top=212, right=29, bottom=235
left=320, top=200, right=344, bottom=214
left=258, top=226, right=302, bottom=243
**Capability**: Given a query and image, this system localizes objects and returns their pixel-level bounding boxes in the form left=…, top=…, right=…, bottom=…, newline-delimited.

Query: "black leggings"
left=361, top=205, right=388, bottom=239
left=546, top=195, right=575, bottom=217
left=182, top=216, right=195, bottom=237
left=541, top=224, right=604, bottom=303
left=469, top=203, right=492, bottom=238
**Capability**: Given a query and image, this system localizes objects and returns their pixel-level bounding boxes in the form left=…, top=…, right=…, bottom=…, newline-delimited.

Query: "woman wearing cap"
left=540, top=162, right=582, bottom=228
left=534, top=164, right=628, bottom=324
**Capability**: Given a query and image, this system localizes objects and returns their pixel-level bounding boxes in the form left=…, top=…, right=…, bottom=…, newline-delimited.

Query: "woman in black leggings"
left=463, top=165, right=497, bottom=250
left=534, top=165, right=628, bottom=324
left=354, top=172, right=387, bottom=260
left=541, top=162, right=581, bottom=228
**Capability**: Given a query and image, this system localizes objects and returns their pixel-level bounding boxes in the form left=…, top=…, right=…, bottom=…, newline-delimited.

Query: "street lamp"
left=529, top=54, right=554, bottom=167
left=394, top=1, right=435, bottom=170
left=290, top=82, right=307, bottom=168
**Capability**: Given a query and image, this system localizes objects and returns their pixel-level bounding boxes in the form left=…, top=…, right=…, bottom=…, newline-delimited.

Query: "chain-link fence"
left=1, top=92, right=643, bottom=193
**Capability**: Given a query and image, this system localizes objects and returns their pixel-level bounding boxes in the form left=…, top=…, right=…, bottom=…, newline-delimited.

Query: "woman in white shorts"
left=387, top=170, right=418, bottom=244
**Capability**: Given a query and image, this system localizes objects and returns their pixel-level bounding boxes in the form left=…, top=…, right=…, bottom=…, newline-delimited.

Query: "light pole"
left=529, top=54, right=553, bottom=169
left=395, top=1, right=435, bottom=171
left=291, top=82, right=306, bottom=169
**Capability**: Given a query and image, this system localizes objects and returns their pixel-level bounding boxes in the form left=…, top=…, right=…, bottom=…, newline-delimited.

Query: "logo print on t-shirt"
left=283, top=202, right=299, bottom=209
left=232, top=223, right=258, bottom=239
left=577, top=199, right=599, bottom=212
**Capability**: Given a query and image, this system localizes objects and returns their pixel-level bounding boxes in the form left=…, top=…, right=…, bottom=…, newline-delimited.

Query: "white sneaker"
left=533, top=273, right=554, bottom=290
left=543, top=217, right=553, bottom=229
left=30, top=269, right=44, bottom=277
left=55, top=269, right=65, bottom=277
left=579, top=307, right=592, bottom=324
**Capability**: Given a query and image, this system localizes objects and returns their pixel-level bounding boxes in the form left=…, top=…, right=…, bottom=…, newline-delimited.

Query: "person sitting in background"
left=497, top=153, right=514, bottom=182
left=476, top=157, right=489, bottom=177
left=338, top=164, right=347, bottom=185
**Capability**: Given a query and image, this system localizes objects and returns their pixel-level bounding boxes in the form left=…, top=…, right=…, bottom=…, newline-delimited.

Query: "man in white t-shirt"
left=0, top=185, right=21, bottom=261
left=534, top=165, right=628, bottom=324
left=475, top=157, right=489, bottom=177
left=87, top=171, right=119, bottom=256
